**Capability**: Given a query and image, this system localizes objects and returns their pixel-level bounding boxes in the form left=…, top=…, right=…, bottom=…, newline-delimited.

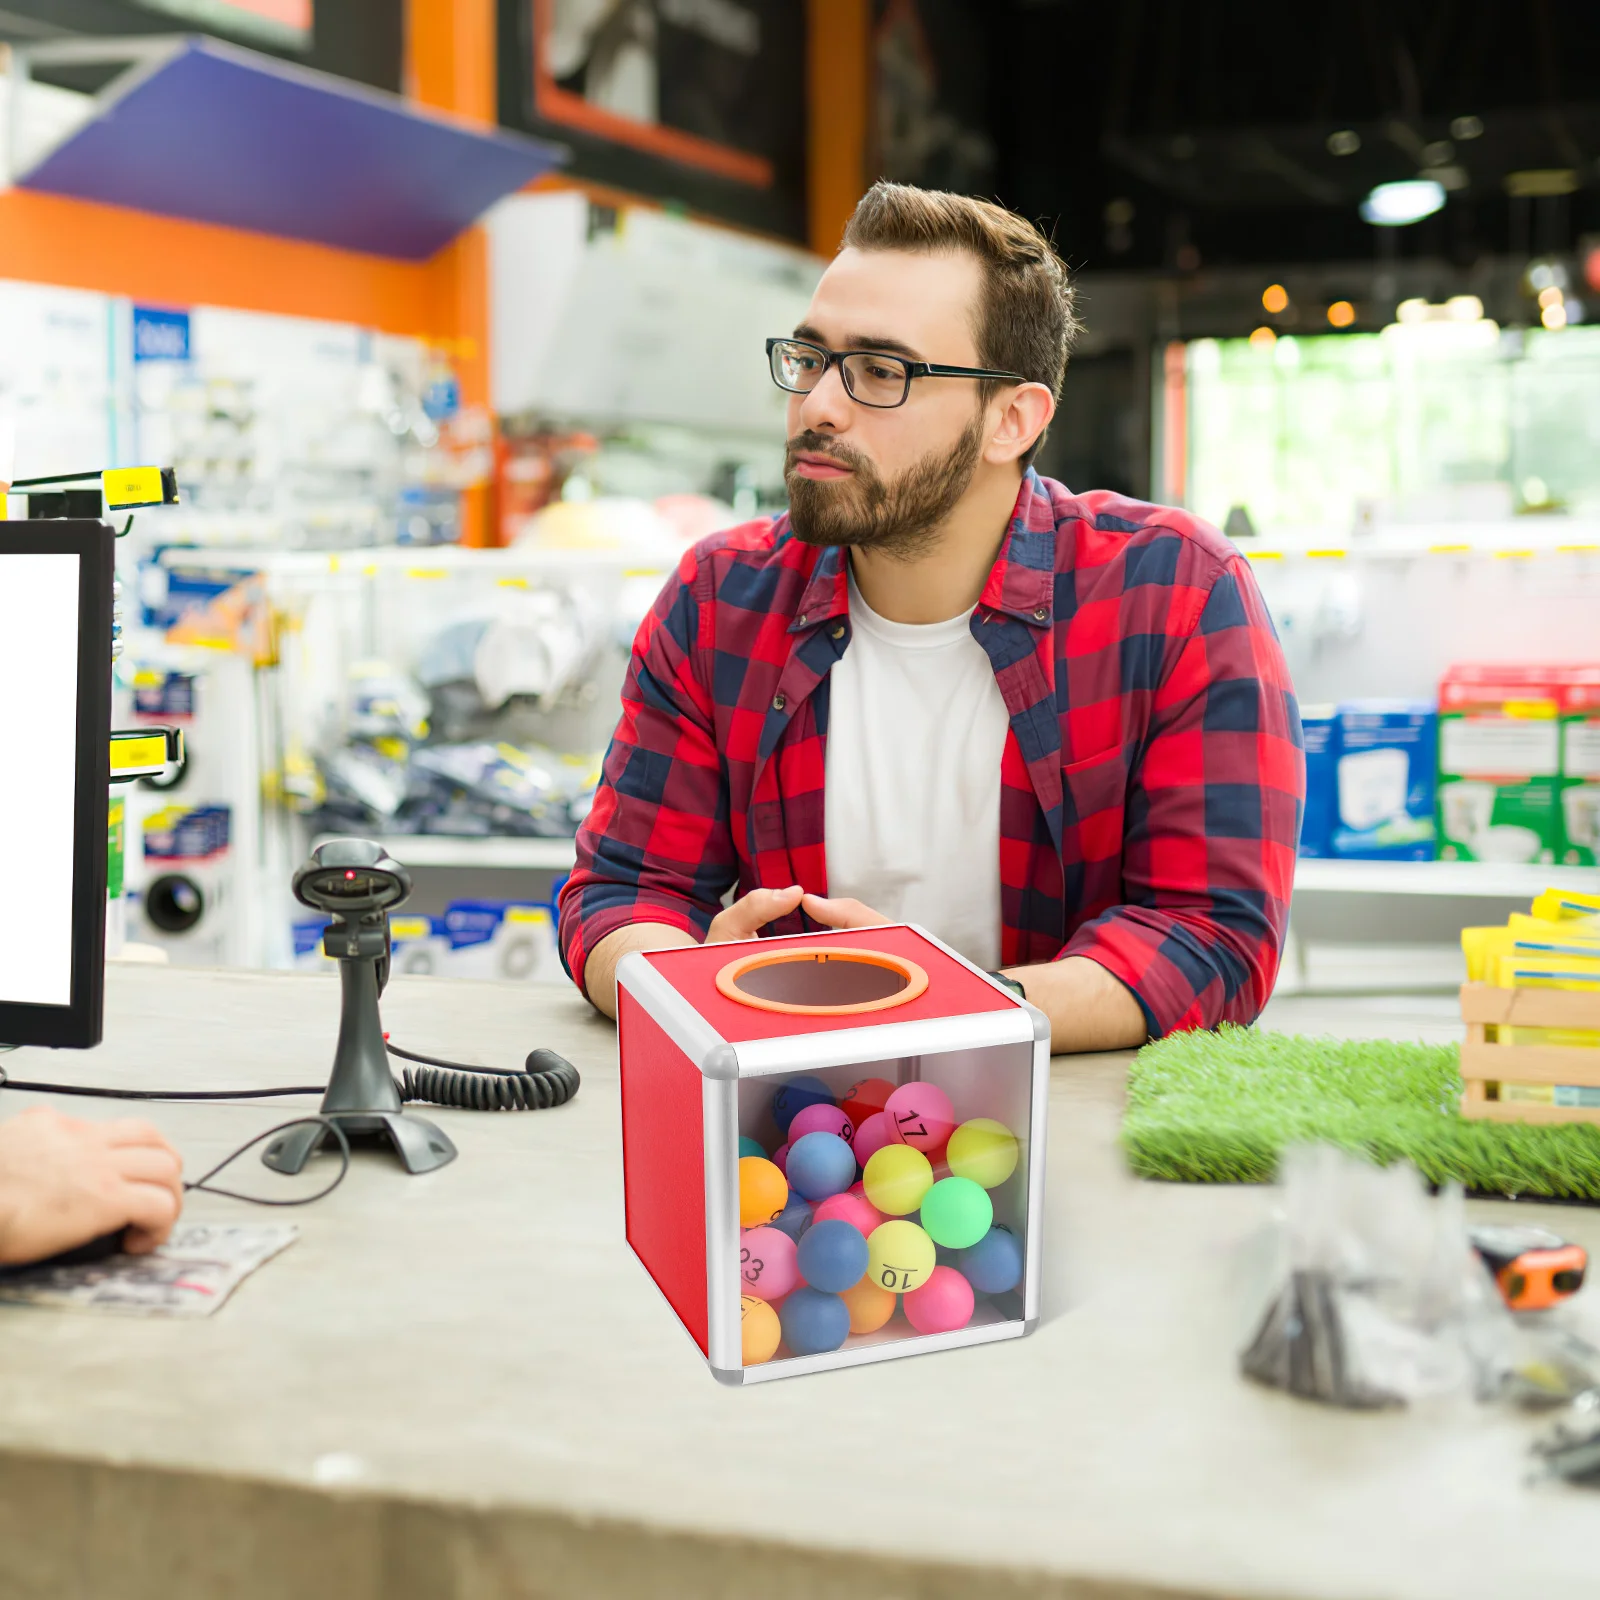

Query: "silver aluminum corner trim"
left=1023, top=1031, right=1050, bottom=1322
left=736, top=1318, right=1026, bottom=1383
left=702, top=1076, right=741, bottom=1371
left=616, top=949, right=727, bottom=1075
left=1025, top=999, right=1051, bottom=1042
left=710, top=1364, right=745, bottom=1387
left=731, top=1009, right=1032, bottom=1078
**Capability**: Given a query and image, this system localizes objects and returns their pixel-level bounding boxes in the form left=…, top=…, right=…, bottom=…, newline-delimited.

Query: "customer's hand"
left=706, top=885, right=807, bottom=942
left=798, top=893, right=891, bottom=931
left=0, top=1107, right=183, bottom=1265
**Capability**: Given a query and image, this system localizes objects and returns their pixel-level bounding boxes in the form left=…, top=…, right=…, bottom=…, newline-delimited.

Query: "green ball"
left=918, top=1176, right=993, bottom=1250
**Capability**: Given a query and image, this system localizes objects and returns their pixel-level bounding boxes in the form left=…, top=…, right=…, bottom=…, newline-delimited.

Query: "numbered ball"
left=738, top=1156, right=788, bottom=1228
left=789, top=1103, right=854, bottom=1145
left=840, top=1275, right=896, bottom=1334
left=866, top=1219, right=936, bottom=1295
left=812, top=1188, right=882, bottom=1237
left=796, top=1217, right=871, bottom=1294
left=771, top=1075, right=834, bottom=1136
left=738, top=1135, right=767, bottom=1161
left=739, top=1226, right=798, bottom=1302
left=862, top=1144, right=933, bottom=1216
left=851, top=1111, right=894, bottom=1167
left=919, top=1176, right=994, bottom=1250
left=946, top=1118, right=1019, bottom=1189
left=780, top=1287, right=851, bottom=1356
left=741, top=1295, right=781, bottom=1364
left=771, top=1191, right=813, bottom=1242
left=885, top=1082, right=956, bottom=1156
left=957, top=1225, right=1024, bottom=1295
left=903, top=1264, right=975, bottom=1335
left=785, top=1131, right=856, bottom=1200
left=840, top=1076, right=895, bottom=1126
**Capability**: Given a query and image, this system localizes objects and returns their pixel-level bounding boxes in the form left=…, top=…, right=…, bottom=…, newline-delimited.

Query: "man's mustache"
left=785, top=432, right=867, bottom=473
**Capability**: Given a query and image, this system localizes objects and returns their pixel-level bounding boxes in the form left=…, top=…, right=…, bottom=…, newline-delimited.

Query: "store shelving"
left=1293, top=859, right=1598, bottom=898
left=315, top=835, right=578, bottom=871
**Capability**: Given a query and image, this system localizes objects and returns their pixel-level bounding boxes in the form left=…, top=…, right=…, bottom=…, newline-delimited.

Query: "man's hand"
left=707, top=885, right=806, bottom=942
left=798, top=893, right=891, bottom=932
left=0, top=1107, right=184, bottom=1265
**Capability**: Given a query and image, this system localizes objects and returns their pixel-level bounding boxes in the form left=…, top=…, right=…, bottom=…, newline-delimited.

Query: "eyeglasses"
left=766, top=337, right=1025, bottom=410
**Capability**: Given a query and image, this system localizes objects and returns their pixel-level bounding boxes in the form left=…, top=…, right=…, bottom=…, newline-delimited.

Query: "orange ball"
left=739, top=1156, right=788, bottom=1228
left=741, top=1294, right=782, bottom=1364
left=839, top=1274, right=896, bottom=1335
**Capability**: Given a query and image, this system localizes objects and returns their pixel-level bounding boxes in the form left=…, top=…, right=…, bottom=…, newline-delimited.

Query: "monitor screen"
left=0, top=522, right=112, bottom=1049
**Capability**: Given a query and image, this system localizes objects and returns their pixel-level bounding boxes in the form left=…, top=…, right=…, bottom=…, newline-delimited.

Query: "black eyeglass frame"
left=766, top=336, right=1026, bottom=410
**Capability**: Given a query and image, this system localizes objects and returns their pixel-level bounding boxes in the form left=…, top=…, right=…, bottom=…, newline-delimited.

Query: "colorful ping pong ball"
left=851, top=1110, right=894, bottom=1166
left=919, top=1176, right=993, bottom=1250
left=771, top=1191, right=813, bottom=1242
left=771, top=1142, right=791, bottom=1176
left=796, top=1218, right=871, bottom=1293
left=779, top=1287, right=850, bottom=1356
left=957, top=1225, right=1024, bottom=1295
left=862, top=1144, right=933, bottom=1216
left=840, top=1076, right=894, bottom=1126
left=840, top=1275, right=896, bottom=1334
left=885, top=1082, right=956, bottom=1156
left=785, top=1131, right=856, bottom=1200
left=739, top=1225, right=798, bottom=1302
left=738, top=1156, right=788, bottom=1228
left=946, top=1118, right=1019, bottom=1189
left=866, top=1219, right=936, bottom=1294
left=812, top=1188, right=882, bottom=1237
left=770, top=1075, right=833, bottom=1136
left=741, top=1294, right=781, bottom=1364
left=903, top=1264, right=975, bottom=1335
left=738, top=1135, right=766, bottom=1161
left=788, top=1103, right=854, bottom=1145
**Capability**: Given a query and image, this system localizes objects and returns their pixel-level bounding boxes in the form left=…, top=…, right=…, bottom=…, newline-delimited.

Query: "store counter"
left=0, top=969, right=1592, bottom=1600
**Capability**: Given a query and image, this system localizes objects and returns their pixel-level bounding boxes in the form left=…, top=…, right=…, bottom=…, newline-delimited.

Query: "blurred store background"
left=2, top=0, right=1598, bottom=991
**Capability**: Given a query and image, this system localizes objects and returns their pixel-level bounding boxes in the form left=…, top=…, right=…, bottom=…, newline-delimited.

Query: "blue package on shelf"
left=1299, top=705, right=1337, bottom=858
left=1330, top=700, right=1438, bottom=860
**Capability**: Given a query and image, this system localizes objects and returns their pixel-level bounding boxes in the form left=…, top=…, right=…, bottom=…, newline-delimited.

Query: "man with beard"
left=558, top=182, right=1304, bottom=1050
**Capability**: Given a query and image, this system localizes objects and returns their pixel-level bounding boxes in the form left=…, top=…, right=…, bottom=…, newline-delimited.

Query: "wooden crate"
left=1459, top=983, right=1600, bottom=1126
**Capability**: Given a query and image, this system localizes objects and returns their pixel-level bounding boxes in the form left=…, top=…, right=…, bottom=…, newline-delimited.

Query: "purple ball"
left=784, top=1131, right=856, bottom=1201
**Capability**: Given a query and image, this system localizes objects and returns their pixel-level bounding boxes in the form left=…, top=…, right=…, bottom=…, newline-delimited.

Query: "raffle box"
left=616, top=925, right=1050, bottom=1384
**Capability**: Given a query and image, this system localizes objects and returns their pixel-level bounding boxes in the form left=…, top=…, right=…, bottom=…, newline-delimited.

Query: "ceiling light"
left=1361, top=180, right=1446, bottom=225
left=1262, top=283, right=1289, bottom=314
left=1248, top=326, right=1277, bottom=348
left=1327, top=300, right=1356, bottom=328
left=1421, top=140, right=1455, bottom=166
left=1327, top=129, right=1360, bottom=156
left=1450, top=115, right=1483, bottom=141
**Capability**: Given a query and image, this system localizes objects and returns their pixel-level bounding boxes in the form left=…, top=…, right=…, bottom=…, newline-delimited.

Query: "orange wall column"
left=807, top=0, right=870, bottom=258
left=407, top=0, right=499, bottom=545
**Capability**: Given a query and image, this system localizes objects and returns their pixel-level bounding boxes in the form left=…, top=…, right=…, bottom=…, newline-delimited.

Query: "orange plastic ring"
left=714, top=946, right=929, bottom=1016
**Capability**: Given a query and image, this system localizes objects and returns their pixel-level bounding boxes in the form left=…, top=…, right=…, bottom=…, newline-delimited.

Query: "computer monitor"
left=0, top=520, right=113, bottom=1049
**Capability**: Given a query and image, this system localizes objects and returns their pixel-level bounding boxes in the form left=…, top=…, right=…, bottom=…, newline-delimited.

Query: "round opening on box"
left=715, top=946, right=928, bottom=1015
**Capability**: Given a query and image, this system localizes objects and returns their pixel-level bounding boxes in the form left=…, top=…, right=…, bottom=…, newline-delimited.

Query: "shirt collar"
left=789, top=541, right=850, bottom=633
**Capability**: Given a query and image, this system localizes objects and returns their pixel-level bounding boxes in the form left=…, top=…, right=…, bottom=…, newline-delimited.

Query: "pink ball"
left=771, top=1142, right=790, bottom=1176
left=789, top=1103, right=854, bottom=1145
left=739, top=1226, right=799, bottom=1302
left=852, top=1111, right=894, bottom=1165
left=903, top=1264, right=975, bottom=1335
left=885, top=1082, right=956, bottom=1157
left=812, top=1189, right=883, bottom=1237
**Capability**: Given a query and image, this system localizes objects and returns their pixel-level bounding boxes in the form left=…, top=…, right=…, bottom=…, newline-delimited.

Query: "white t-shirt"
left=823, top=571, right=1010, bottom=968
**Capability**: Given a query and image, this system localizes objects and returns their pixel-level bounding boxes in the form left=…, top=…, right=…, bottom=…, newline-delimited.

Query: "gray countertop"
left=0, top=968, right=1592, bottom=1600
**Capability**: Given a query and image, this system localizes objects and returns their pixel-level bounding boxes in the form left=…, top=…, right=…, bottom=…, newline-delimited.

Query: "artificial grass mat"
left=1121, top=1025, right=1600, bottom=1202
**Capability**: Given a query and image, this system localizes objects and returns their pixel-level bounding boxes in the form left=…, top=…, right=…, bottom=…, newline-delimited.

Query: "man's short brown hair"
left=840, top=181, right=1078, bottom=465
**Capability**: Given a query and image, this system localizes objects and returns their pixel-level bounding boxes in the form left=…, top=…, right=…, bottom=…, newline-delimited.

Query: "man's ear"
left=984, top=382, right=1056, bottom=466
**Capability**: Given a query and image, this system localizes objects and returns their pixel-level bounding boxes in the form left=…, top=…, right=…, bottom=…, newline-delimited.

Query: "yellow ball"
left=866, top=1220, right=935, bottom=1295
left=739, top=1156, right=788, bottom=1229
left=840, top=1275, right=896, bottom=1334
left=946, top=1118, right=1020, bottom=1189
left=862, top=1144, right=933, bottom=1216
left=741, top=1294, right=781, bottom=1364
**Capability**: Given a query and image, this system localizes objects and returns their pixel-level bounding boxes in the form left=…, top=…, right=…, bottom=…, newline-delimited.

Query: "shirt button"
left=1032, top=606, right=1048, bottom=622
left=831, top=624, right=845, bottom=639
left=797, top=612, right=808, bottom=627
left=772, top=692, right=786, bottom=710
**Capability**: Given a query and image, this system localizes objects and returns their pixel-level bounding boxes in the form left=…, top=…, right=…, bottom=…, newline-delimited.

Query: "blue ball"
left=738, top=1135, right=767, bottom=1160
left=779, top=1286, right=850, bottom=1355
left=796, top=1218, right=870, bottom=1292
left=957, top=1225, right=1024, bottom=1295
left=784, top=1131, right=856, bottom=1200
left=771, top=1192, right=813, bottom=1242
left=771, top=1075, right=834, bottom=1136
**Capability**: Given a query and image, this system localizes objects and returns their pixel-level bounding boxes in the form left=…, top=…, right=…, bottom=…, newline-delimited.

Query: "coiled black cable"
left=386, top=1044, right=580, bottom=1111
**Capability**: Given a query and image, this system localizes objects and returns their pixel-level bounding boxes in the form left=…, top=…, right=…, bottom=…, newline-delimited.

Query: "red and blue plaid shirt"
left=558, top=471, right=1304, bottom=1037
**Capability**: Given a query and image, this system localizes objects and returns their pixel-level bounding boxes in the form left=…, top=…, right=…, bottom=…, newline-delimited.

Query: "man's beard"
left=784, top=413, right=985, bottom=560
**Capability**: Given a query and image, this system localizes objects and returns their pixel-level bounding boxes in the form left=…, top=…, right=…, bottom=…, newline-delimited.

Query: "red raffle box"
left=616, top=925, right=1050, bottom=1384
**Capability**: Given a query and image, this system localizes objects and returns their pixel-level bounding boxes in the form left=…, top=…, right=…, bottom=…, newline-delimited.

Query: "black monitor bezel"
left=0, top=520, right=112, bottom=1050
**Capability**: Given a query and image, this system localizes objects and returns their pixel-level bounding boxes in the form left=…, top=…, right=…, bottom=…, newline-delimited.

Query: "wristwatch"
left=988, top=970, right=1027, bottom=1001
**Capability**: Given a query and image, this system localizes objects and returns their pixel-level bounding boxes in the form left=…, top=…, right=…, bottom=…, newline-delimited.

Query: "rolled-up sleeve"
left=1062, top=555, right=1304, bottom=1036
left=557, top=549, right=737, bottom=995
